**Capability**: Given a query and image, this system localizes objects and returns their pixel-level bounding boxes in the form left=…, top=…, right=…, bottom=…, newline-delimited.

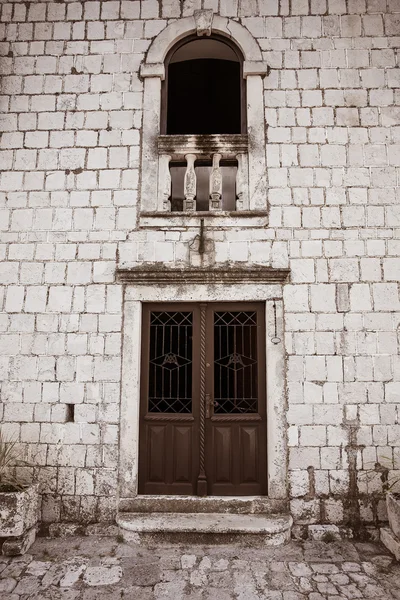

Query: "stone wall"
left=0, top=0, right=399, bottom=528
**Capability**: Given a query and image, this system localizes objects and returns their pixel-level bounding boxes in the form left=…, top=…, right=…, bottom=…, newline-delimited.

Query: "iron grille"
left=148, top=311, right=193, bottom=413
left=214, top=311, right=258, bottom=414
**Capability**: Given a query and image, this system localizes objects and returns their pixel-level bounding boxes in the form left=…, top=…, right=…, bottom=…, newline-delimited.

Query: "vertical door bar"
left=196, top=302, right=207, bottom=496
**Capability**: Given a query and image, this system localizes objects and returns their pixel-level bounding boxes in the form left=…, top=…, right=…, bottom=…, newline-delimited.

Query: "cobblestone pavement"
left=1, top=535, right=400, bottom=599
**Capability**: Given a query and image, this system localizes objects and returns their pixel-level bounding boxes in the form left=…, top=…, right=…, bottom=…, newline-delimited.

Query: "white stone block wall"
left=0, top=0, right=399, bottom=527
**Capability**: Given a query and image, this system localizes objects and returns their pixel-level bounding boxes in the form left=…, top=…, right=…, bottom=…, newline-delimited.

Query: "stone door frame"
left=117, top=268, right=288, bottom=502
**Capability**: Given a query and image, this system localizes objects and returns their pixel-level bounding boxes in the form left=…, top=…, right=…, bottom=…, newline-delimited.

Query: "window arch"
left=139, top=13, right=269, bottom=218
left=162, top=35, right=245, bottom=136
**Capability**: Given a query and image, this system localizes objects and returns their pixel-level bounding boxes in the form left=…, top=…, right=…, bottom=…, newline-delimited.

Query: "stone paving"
left=1, top=535, right=400, bottom=599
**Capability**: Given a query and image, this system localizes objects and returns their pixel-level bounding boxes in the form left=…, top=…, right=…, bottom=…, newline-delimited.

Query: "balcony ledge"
left=139, top=210, right=269, bottom=228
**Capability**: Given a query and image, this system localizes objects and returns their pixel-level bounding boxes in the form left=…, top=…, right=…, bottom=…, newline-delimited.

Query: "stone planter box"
left=387, top=493, right=400, bottom=539
left=381, top=493, right=400, bottom=561
left=0, top=484, right=39, bottom=555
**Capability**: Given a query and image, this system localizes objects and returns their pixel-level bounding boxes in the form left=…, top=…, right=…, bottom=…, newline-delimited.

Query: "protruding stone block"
left=1, top=525, right=36, bottom=556
left=0, top=484, right=39, bottom=538
left=381, top=527, right=400, bottom=561
left=194, top=9, right=213, bottom=36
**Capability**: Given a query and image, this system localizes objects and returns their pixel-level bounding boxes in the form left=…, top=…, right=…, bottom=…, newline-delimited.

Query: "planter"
left=381, top=493, right=400, bottom=561
left=387, top=493, right=400, bottom=539
left=0, top=483, right=39, bottom=555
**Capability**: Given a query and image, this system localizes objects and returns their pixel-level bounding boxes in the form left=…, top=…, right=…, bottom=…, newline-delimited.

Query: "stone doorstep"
left=117, top=512, right=293, bottom=545
left=118, top=495, right=288, bottom=515
left=381, top=527, right=400, bottom=561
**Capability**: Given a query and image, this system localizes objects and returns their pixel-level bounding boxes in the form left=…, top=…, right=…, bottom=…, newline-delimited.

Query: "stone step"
left=118, top=495, right=288, bottom=515
left=117, top=512, right=292, bottom=546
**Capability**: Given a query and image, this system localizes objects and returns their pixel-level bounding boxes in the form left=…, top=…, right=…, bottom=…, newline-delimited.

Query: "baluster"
left=157, top=154, right=171, bottom=211
left=209, top=153, right=222, bottom=211
left=236, top=152, right=250, bottom=211
left=184, top=153, right=197, bottom=211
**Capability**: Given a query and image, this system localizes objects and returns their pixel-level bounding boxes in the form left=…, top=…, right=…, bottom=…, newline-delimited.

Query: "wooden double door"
left=138, top=303, right=267, bottom=496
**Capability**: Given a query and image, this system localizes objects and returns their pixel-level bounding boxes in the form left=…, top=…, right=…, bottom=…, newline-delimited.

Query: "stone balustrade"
left=157, top=134, right=249, bottom=212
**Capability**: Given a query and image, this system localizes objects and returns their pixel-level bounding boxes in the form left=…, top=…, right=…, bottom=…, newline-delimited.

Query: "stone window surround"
left=139, top=13, right=270, bottom=226
left=117, top=267, right=288, bottom=503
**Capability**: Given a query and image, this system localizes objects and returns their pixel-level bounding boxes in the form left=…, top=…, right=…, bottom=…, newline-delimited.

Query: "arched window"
left=162, top=36, right=245, bottom=211
left=139, top=13, right=269, bottom=219
left=163, top=36, right=245, bottom=135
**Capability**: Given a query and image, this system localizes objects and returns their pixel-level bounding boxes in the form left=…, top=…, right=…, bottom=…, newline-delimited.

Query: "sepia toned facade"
left=0, top=0, right=399, bottom=538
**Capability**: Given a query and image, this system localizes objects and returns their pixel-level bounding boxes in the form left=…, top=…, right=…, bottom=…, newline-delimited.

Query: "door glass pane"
left=148, top=311, right=193, bottom=413
left=214, top=311, right=258, bottom=414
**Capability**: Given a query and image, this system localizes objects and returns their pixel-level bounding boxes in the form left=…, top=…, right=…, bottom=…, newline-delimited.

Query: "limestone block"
left=387, top=494, right=400, bottom=540
left=48, top=523, right=84, bottom=538
left=308, top=524, right=341, bottom=541
left=0, top=484, right=39, bottom=538
left=1, top=525, right=36, bottom=556
left=381, top=527, right=400, bottom=561
left=84, top=565, right=122, bottom=586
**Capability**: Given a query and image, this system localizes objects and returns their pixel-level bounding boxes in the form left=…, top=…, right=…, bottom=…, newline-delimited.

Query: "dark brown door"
left=138, top=303, right=267, bottom=496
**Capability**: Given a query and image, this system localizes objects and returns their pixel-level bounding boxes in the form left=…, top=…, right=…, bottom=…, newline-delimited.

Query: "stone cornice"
left=158, top=134, right=249, bottom=156
left=117, top=266, right=290, bottom=285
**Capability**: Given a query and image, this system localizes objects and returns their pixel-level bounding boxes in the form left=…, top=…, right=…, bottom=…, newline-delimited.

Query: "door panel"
left=213, top=426, right=232, bottom=483
left=174, top=426, right=193, bottom=483
left=207, top=422, right=266, bottom=495
left=139, top=302, right=267, bottom=496
left=147, top=425, right=166, bottom=483
left=240, top=425, right=259, bottom=483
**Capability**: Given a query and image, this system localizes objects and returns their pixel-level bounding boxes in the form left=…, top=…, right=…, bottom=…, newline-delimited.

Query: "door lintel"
left=117, top=265, right=290, bottom=285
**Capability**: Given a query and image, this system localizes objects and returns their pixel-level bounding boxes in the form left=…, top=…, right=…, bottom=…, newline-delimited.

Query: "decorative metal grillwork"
left=214, top=311, right=258, bottom=414
left=148, top=312, right=193, bottom=413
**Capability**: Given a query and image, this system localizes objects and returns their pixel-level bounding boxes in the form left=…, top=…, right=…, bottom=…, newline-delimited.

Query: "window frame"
left=138, top=14, right=270, bottom=222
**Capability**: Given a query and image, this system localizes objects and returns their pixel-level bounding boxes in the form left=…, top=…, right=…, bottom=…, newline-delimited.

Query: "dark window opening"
left=163, top=37, right=245, bottom=135
left=66, top=404, right=75, bottom=422
left=167, top=59, right=241, bottom=134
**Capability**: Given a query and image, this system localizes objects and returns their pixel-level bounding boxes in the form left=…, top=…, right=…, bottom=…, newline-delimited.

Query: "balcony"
left=139, top=130, right=268, bottom=229
left=157, top=134, right=250, bottom=213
